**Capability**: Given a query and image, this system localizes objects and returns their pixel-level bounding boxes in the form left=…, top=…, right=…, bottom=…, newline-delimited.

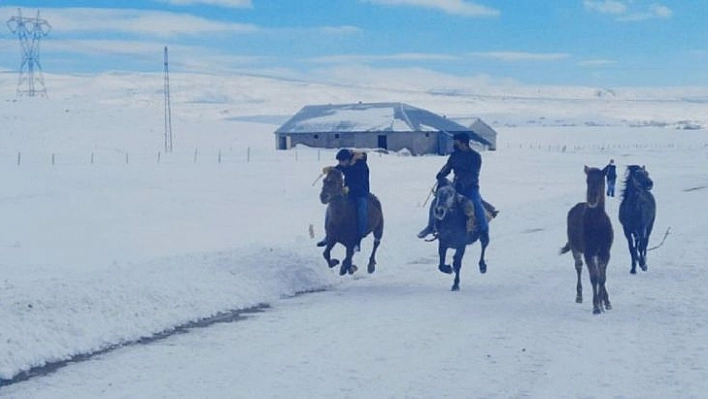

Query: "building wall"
left=275, top=131, right=445, bottom=155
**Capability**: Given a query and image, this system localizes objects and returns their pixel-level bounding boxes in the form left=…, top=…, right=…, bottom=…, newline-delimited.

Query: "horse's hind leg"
left=451, top=246, right=466, bottom=291
left=572, top=249, right=583, bottom=303
left=367, top=222, right=383, bottom=274
left=367, top=238, right=381, bottom=274
left=478, top=233, right=489, bottom=274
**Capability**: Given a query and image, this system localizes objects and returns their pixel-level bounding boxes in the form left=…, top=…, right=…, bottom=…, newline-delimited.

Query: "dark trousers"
left=607, top=179, right=616, bottom=197
left=353, top=195, right=368, bottom=239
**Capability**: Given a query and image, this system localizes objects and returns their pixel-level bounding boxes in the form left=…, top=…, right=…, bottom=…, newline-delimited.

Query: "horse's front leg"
left=585, top=256, right=602, bottom=314
left=438, top=243, right=452, bottom=274
left=340, top=245, right=357, bottom=276
left=638, top=230, right=649, bottom=272
left=451, top=246, right=466, bottom=291
left=367, top=237, right=381, bottom=274
left=572, top=249, right=583, bottom=303
left=598, top=254, right=612, bottom=311
left=323, top=242, right=339, bottom=268
left=624, top=229, right=638, bottom=274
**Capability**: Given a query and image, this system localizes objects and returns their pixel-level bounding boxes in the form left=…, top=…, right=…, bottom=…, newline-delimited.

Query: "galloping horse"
left=619, top=165, right=656, bottom=274
left=429, top=178, right=490, bottom=291
left=319, top=167, right=384, bottom=276
left=560, top=166, right=614, bottom=314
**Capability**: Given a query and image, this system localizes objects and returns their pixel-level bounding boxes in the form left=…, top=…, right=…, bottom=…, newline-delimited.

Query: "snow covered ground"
left=1, top=73, right=708, bottom=397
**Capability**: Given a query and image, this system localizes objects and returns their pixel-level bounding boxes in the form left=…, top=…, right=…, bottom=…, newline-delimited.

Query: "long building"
left=274, top=102, right=497, bottom=155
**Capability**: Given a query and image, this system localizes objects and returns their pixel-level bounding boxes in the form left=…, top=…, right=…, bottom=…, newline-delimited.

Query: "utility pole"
left=6, top=8, right=51, bottom=97
left=164, top=46, right=174, bottom=153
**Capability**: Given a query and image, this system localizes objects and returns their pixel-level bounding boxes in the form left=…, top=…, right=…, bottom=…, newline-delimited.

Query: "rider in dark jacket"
left=417, top=132, right=495, bottom=242
left=317, top=149, right=370, bottom=251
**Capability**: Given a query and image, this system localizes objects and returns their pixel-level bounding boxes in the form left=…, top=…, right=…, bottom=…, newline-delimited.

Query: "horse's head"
left=627, top=165, right=653, bottom=191
left=432, top=183, right=458, bottom=221
left=584, top=165, right=605, bottom=208
left=319, top=167, right=346, bottom=204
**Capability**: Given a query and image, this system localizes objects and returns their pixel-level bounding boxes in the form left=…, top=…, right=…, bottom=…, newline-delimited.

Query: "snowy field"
left=1, top=73, right=708, bottom=398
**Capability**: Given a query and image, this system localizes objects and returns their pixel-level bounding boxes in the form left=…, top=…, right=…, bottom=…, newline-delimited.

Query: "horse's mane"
left=621, top=164, right=644, bottom=199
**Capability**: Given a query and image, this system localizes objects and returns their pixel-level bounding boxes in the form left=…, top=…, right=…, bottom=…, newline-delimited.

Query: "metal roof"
left=275, top=102, right=492, bottom=146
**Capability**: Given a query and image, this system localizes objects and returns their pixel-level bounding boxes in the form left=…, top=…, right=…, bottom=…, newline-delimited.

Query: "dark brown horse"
left=619, top=165, right=656, bottom=274
left=319, top=168, right=384, bottom=276
left=560, top=166, right=614, bottom=314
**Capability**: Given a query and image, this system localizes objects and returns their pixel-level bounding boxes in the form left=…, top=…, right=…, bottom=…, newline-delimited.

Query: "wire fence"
left=1, top=147, right=339, bottom=167
left=3, top=141, right=707, bottom=167
left=504, top=142, right=708, bottom=152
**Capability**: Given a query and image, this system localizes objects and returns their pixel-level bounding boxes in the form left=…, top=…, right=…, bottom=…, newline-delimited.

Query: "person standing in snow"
left=603, top=159, right=617, bottom=197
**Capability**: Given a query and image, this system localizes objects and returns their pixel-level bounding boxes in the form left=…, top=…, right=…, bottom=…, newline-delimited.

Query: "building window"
left=334, top=133, right=340, bottom=139
left=425, top=133, right=430, bottom=138
left=314, top=134, right=319, bottom=139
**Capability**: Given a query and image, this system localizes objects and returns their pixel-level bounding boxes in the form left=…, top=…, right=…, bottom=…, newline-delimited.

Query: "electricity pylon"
left=164, top=46, right=173, bottom=153
left=7, top=8, right=51, bottom=97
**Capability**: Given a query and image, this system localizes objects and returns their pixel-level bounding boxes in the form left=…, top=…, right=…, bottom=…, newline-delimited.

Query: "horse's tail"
left=559, top=242, right=571, bottom=255
left=368, top=193, right=382, bottom=211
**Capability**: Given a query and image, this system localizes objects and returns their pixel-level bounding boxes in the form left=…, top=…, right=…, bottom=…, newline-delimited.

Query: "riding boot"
left=417, top=225, right=433, bottom=239
left=482, top=200, right=499, bottom=219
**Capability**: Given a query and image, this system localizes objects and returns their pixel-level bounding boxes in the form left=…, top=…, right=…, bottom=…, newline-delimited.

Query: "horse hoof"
left=339, top=264, right=348, bottom=275
left=479, top=262, right=487, bottom=274
left=576, top=297, right=582, bottom=304
left=451, top=285, right=460, bottom=291
left=348, top=265, right=358, bottom=275
left=438, top=264, right=453, bottom=274
left=640, top=264, right=648, bottom=271
left=593, top=308, right=602, bottom=315
left=328, top=259, right=340, bottom=268
left=367, top=263, right=375, bottom=274
left=605, top=303, right=612, bottom=311
left=630, top=269, right=636, bottom=274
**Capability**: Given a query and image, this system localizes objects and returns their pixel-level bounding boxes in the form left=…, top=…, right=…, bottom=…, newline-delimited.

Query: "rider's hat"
left=336, top=149, right=353, bottom=161
left=452, top=132, right=470, bottom=144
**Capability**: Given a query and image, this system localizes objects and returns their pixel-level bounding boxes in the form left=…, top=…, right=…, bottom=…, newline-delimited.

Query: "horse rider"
left=317, top=148, right=370, bottom=251
left=417, top=132, right=496, bottom=242
left=603, top=159, right=617, bottom=197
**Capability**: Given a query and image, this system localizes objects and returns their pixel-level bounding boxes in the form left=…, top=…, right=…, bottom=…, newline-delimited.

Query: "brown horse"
left=319, top=168, right=384, bottom=276
left=560, top=166, right=614, bottom=314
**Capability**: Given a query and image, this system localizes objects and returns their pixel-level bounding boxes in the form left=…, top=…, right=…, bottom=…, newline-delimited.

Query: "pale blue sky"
left=1, top=0, right=707, bottom=87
